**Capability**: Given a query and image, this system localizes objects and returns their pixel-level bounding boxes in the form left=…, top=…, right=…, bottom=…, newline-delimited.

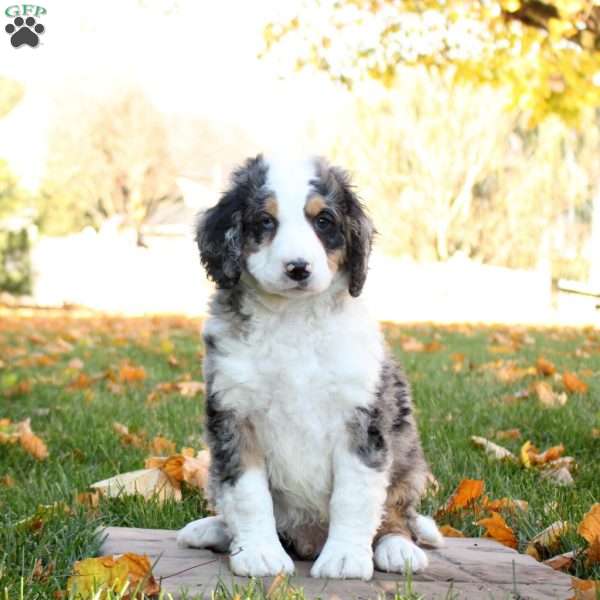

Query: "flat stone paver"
left=100, top=527, right=573, bottom=599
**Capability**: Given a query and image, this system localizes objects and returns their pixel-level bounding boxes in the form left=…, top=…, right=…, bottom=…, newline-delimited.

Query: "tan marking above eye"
left=305, top=194, right=328, bottom=218
left=265, top=196, right=279, bottom=218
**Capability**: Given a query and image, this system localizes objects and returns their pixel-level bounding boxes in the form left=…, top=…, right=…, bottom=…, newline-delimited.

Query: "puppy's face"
left=197, top=156, right=373, bottom=298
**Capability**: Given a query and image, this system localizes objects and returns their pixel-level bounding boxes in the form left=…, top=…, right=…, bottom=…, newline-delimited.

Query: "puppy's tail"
left=409, top=514, right=444, bottom=548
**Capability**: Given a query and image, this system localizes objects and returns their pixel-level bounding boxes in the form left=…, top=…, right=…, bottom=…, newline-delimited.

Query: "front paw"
left=310, top=540, right=373, bottom=580
left=230, top=541, right=295, bottom=577
left=374, top=534, right=428, bottom=573
left=177, top=516, right=231, bottom=552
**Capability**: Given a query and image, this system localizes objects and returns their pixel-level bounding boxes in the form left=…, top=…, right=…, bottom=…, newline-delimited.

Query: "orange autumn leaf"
left=148, top=436, right=176, bottom=457
left=578, top=504, right=600, bottom=546
left=484, top=497, right=528, bottom=512
left=438, top=479, right=485, bottom=515
left=531, top=380, right=567, bottom=408
left=536, top=357, right=556, bottom=376
left=526, top=521, right=569, bottom=560
left=563, top=371, right=588, bottom=394
left=17, top=419, right=48, bottom=460
left=544, top=553, right=574, bottom=572
left=571, top=578, right=600, bottom=600
left=68, top=372, right=93, bottom=390
left=439, top=524, right=465, bottom=537
left=476, top=511, right=517, bottom=549
left=587, top=539, right=600, bottom=565
left=67, top=553, right=160, bottom=599
left=118, top=363, right=147, bottom=383
left=495, top=428, right=521, bottom=440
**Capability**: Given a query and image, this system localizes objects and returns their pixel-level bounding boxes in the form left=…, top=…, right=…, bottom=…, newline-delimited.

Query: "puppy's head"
left=196, top=155, right=373, bottom=298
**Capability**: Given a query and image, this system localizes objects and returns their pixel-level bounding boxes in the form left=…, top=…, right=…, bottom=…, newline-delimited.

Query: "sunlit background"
left=1, top=0, right=599, bottom=324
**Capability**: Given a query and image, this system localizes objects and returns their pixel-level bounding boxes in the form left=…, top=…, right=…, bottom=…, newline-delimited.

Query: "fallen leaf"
left=68, top=372, right=93, bottom=390
left=592, top=428, right=600, bottom=439
left=145, top=449, right=210, bottom=491
left=494, top=428, right=521, bottom=440
left=401, top=337, right=424, bottom=352
left=476, top=511, right=517, bottom=548
left=119, top=363, right=147, bottom=383
left=16, top=503, right=71, bottom=533
left=68, top=358, right=85, bottom=370
left=587, top=538, right=600, bottom=565
left=148, top=436, right=176, bottom=456
left=470, top=436, right=517, bottom=462
left=578, top=504, right=600, bottom=545
left=520, top=441, right=565, bottom=468
left=67, top=553, right=160, bottom=599
left=543, top=552, right=574, bottom=572
left=91, top=468, right=181, bottom=503
left=167, top=355, right=179, bottom=368
left=112, top=422, right=146, bottom=449
left=563, top=372, right=588, bottom=394
left=484, top=497, right=528, bottom=512
left=536, top=357, right=556, bottom=376
left=571, top=578, right=600, bottom=600
left=176, top=381, right=205, bottom=397
left=424, top=341, right=443, bottom=352
left=439, top=525, right=465, bottom=537
left=531, top=381, right=568, bottom=407
left=436, top=479, right=485, bottom=516
left=525, top=521, right=569, bottom=560
left=540, top=466, right=575, bottom=486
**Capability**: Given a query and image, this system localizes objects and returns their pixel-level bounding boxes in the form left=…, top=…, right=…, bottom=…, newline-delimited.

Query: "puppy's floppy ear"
left=196, top=193, right=243, bottom=289
left=332, top=167, right=374, bottom=297
left=196, top=155, right=266, bottom=288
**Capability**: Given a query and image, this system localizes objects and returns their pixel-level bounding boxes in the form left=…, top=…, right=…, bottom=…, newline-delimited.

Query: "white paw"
left=374, top=534, right=429, bottom=573
left=230, top=542, right=295, bottom=577
left=310, top=540, right=373, bottom=580
left=177, top=516, right=231, bottom=552
left=414, top=514, right=444, bottom=548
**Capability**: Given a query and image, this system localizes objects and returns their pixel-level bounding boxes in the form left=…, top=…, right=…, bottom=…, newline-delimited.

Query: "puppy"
left=177, top=155, right=442, bottom=580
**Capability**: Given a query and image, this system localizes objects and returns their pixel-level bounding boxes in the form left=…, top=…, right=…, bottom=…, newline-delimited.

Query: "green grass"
left=1, top=312, right=599, bottom=599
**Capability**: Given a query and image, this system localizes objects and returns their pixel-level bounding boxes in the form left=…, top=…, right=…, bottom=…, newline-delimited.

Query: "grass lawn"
left=1, top=310, right=599, bottom=599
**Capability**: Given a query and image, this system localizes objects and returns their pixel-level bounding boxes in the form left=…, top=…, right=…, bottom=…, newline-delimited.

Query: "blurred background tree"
left=41, top=86, right=181, bottom=245
left=0, top=78, right=31, bottom=294
left=263, top=0, right=600, bottom=280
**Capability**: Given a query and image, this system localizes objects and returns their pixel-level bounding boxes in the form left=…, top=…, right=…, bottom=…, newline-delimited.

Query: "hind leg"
left=177, top=515, right=231, bottom=552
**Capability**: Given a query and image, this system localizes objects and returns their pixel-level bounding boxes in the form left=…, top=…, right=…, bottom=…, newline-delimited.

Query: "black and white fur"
left=177, top=155, right=442, bottom=580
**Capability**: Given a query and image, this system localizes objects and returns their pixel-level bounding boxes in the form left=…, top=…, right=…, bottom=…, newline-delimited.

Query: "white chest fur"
left=205, top=289, right=384, bottom=524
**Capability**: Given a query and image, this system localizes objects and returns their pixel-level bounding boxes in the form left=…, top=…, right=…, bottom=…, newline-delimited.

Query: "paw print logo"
left=5, top=16, right=45, bottom=48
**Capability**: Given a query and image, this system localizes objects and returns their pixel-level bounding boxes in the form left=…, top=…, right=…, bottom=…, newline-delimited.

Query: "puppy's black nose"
left=285, top=260, right=311, bottom=281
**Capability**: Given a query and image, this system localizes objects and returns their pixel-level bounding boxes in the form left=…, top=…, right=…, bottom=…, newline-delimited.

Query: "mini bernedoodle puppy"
left=177, top=155, right=443, bottom=580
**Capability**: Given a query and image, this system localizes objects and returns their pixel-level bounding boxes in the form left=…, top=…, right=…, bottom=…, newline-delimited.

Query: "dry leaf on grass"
left=176, top=381, right=205, bottom=397
left=540, top=466, right=575, bottom=487
left=15, top=502, right=71, bottom=533
left=571, top=578, right=600, bottom=600
left=525, top=521, right=569, bottom=561
left=439, top=525, right=465, bottom=537
left=484, top=497, right=528, bottom=512
left=578, top=504, right=600, bottom=564
left=1, top=474, right=15, bottom=487
left=563, top=372, right=589, bottom=394
left=436, top=479, right=485, bottom=517
left=67, top=553, right=160, bottom=599
left=118, top=363, right=147, bottom=383
left=470, top=436, right=517, bottom=462
left=495, top=428, right=521, bottom=440
left=75, top=491, right=101, bottom=509
left=520, top=441, right=565, bottom=468
left=536, top=357, right=556, bottom=376
left=544, top=552, right=574, bottom=572
left=148, top=436, right=176, bottom=456
left=0, top=418, right=48, bottom=460
left=476, top=511, right=518, bottom=548
left=145, top=449, right=210, bottom=490
left=401, top=337, right=424, bottom=352
left=91, top=468, right=182, bottom=503
left=531, top=381, right=567, bottom=407
left=31, top=558, right=54, bottom=583
left=112, top=422, right=146, bottom=449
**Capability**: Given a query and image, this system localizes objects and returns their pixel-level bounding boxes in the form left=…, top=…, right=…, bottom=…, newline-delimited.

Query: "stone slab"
left=100, top=527, right=574, bottom=599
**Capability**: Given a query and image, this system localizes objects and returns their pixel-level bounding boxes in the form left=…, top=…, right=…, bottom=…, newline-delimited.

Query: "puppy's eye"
left=314, top=213, right=334, bottom=232
left=260, top=214, right=276, bottom=231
